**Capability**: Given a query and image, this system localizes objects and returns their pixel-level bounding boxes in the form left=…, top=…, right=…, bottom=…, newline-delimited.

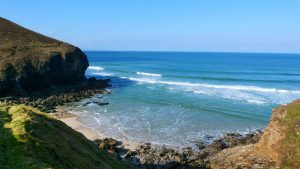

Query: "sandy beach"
left=58, top=112, right=140, bottom=151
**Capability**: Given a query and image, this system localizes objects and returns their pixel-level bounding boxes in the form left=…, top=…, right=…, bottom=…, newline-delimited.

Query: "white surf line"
left=88, top=66, right=104, bottom=71
left=91, top=72, right=114, bottom=76
left=137, top=72, right=162, bottom=77
left=125, top=77, right=300, bottom=94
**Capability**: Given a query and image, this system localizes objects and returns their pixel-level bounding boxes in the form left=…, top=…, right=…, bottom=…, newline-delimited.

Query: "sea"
left=67, top=51, right=300, bottom=147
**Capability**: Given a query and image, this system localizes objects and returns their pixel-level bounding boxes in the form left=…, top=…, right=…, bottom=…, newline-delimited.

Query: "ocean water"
left=68, top=51, right=300, bottom=147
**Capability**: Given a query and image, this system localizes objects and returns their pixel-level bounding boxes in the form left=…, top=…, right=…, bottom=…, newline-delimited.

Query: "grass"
left=0, top=104, right=134, bottom=169
left=279, top=100, right=300, bottom=169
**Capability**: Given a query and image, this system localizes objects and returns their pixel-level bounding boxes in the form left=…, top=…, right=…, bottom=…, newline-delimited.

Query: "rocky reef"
left=0, top=17, right=89, bottom=96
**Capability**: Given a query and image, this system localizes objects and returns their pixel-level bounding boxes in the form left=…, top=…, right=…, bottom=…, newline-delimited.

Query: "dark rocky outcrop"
left=0, top=78, right=111, bottom=113
left=0, top=17, right=89, bottom=96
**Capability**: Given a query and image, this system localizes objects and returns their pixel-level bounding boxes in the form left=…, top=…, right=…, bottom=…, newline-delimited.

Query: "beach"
left=56, top=107, right=273, bottom=168
left=58, top=111, right=140, bottom=151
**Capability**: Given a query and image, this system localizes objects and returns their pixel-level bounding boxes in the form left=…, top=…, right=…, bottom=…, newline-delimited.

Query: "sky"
left=1, top=0, right=300, bottom=53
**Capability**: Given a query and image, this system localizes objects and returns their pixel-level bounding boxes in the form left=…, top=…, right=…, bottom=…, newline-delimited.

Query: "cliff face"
left=0, top=17, right=89, bottom=96
left=210, top=100, right=300, bottom=169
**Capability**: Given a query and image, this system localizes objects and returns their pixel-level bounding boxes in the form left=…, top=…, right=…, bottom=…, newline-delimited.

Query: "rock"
left=206, top=139, right=228, bottom=153
left=224, top=133, right=245, bottom=147
left=94, top=138, right=122, bottom=153
left=123, top=150, right=137, bottom=158
left=163, top=161, right=178, bottom=169
left=99, top=142, right=108, bottom=150
left=88, top=77, right=97, bottom=81
left=106, top=138, right=118, bottom=146
left=83, top=101, right=109, bottom=107
left=158, top=145, right=168, bottom=157
left=194, top=140, right=206, bottom=149
left=244, top=130, right=263, bottom=144
left=0, top=17, right=88, bottom=96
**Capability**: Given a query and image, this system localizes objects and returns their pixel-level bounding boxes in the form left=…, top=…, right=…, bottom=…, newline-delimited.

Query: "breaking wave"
left=121, top=77, right=300, bottom=104
left=88, top=66, right=104, bottom=71
left=125, top=77, right=300, bottom=94
left=91, top=72, right=114, bottom=76
left=137, top=72, right=162, bottom=77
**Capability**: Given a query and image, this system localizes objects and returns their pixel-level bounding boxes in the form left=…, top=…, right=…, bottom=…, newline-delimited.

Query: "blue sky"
left=1, top=0, right=300, bottom=53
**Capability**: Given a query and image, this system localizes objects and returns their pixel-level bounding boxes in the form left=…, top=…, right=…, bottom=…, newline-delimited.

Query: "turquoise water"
left=70, top=51, right=300, bottom=147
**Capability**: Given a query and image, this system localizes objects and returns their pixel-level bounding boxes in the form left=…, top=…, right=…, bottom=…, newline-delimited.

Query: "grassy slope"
left=0, top=104, right=133, bottom=169
left=280, top=100, right=300, bottom=169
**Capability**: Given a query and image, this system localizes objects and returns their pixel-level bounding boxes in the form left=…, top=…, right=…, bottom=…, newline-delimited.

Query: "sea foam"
left=123, top=77, right=300, bottom=104
left=125, top=77, right=300, bottom=94
left=88, top=66, right=104, bottom=71
left=137, top=72, right=162, bottom=77
left=92, top=72, right=114, bottom=76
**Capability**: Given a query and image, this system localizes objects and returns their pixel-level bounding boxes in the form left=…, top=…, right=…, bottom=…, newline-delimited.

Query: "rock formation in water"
left=210, top=99, right=300, bottom=169
left=0, top=17, right=89, bottom=96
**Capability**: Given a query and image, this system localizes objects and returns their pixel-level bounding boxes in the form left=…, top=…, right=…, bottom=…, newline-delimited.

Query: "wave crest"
left=137, top=72, right=162, bottom=77
left=123, top=77, right=300, bottom=104
left=91, top=72, right=114, bottom=76
left=88, top=66, right=104, bottom=71
left=126, top=77, right=300, bottom=94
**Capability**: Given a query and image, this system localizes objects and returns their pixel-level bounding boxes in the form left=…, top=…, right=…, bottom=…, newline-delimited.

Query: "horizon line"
left=82, top=50, right=300, bottom=55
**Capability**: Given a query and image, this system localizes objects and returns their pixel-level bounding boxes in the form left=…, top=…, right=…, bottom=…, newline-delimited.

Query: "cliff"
left=0, top=18, right=132, bottom=169
left=0, top=17, right=89, bottom=96
left=0, top=104, right=133, bottom=169
left=210, top=99, right=300, bottom=169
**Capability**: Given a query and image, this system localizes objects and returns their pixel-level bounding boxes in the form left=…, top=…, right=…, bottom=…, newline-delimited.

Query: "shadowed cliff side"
left=210, top=100, right=300, bottom=169
left=0, top=17, right=89, bottom=96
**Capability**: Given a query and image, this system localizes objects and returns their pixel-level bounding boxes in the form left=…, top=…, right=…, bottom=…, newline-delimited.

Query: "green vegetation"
left=280, top=100, right=300, bottom=169
left=0, top=104, right=133, bottom=169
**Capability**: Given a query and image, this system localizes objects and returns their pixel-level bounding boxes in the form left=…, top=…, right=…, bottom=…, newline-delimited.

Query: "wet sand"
left=58, top=113, right=140, bottom=150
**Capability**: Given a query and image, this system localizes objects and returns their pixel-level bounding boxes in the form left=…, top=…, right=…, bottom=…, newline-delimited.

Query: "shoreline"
left=55, top=106, right=263, bottom=150
left=55, top=105, right=190, bottom=150
left=57, top=111, right=140, bottom=151
left=56, top=108, right=266, bottom=168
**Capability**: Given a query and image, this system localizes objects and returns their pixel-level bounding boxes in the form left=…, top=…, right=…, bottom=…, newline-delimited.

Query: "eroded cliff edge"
left=210, top=99, right=300, bottom=169
left=0, top=17, right=88, bottom=96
